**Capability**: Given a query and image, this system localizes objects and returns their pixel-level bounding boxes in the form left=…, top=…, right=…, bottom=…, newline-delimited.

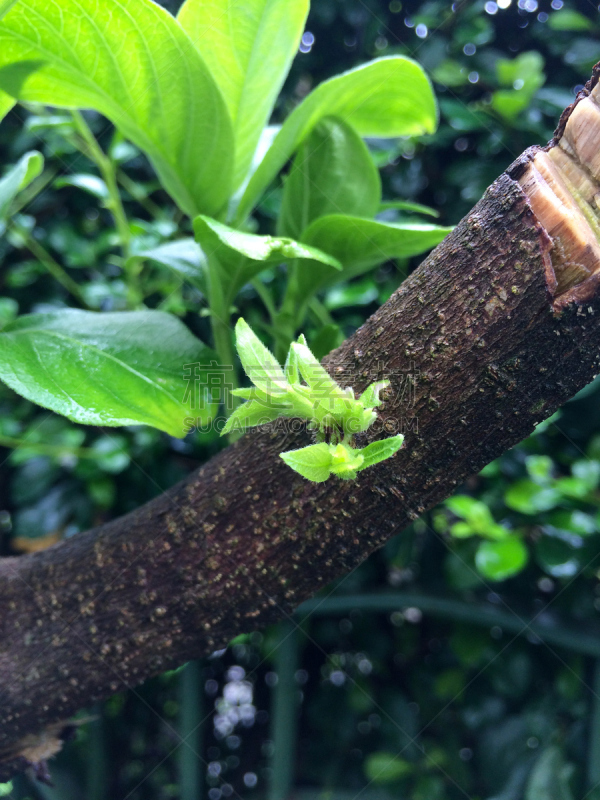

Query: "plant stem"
left=116, top=168, right=162, bottom=219
left=178, top=661, right=204, bottom=800
left=269, top=621, right=300, bottom=800
left=9, top=221, right=88, bottom=306
left=251, top=277, right=276, bottom=317
left=11, top=166, right=59, bottom=216
left=308, top=297, right=335, bottom=327
left=70, top=112, right=134, bottom=262
left=205, top=254, right=239, bottom=440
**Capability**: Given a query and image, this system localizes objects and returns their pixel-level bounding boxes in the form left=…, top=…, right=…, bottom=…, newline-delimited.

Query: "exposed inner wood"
left=518, top=88, right=600, bottom=298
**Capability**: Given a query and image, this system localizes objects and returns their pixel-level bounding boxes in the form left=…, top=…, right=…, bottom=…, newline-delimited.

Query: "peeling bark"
left=3, top=71, right=600, bottom=781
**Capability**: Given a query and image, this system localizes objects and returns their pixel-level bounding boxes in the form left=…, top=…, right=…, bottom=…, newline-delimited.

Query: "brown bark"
left=3, top=76, right=600, bottom=780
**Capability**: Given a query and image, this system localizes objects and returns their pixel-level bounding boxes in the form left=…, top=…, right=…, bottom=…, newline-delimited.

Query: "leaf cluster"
left=223, top=319, right=403, bottom=482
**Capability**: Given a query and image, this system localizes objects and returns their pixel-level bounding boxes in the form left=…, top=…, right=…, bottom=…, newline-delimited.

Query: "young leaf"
left=237, top=56, right=438, bottom=221
left=358, top=380, right=390, bottom=409
left=0, top=150, right=43, bottom=220
left=221, top=400, right=283, bottom=436
left=126, top=240, right=207, bottom=294
left=277, top=116, right=381, bottom=240
left=193, top=214, right=341, bottom=303
left=280, top=443, right=333, bottom=483
left=0, top=310, right=216, bottom=437
left=330, top=443, right=365, bottom=479
left=357, top=435, right=404, bottom=470
left=290, top=342, right=342, bottom=397
left=0, top=0, right=234, bottom=217
left=235, top=318, right=288, bottom=393
left=178, top=0, right=308, bottom=189
left=284, top=344, right=300, bottom=386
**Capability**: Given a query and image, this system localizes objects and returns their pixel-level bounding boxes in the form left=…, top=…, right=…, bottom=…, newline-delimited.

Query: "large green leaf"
left=0, top=310, right=216, bottom=437
left=193, top=214, right=341, bottom=303
left=0, top=150, right=43, bottom=220
left=0, top=0, right=234, bottom=216
left=0, top=89, right=14, bottom=124
left=236, top=56, right=438, bottom=221
left=296, top=215, right=452, bottom=295
left=277, top=116, right=381, bottom=240
left=0, top=0, right=18, bottom=17
left=0, top=0, right=17, bottom=123
left=178, top=0, right=308, bottom=189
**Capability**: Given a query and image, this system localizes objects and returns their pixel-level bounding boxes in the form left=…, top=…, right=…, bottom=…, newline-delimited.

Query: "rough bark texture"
left=3, top=101, right=600, bottom=779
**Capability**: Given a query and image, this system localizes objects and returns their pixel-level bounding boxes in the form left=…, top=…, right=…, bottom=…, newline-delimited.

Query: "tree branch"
left=3, top=66, right=600, bottom=780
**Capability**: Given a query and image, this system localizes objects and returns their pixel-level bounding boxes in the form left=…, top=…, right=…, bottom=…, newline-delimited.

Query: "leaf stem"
left=10, top=220, right=88, bottom=307
left=116, top=168, right=162, bottom=219
left=308, top=297, right=335, bottom=327
left=205, top=254, right=240, bottom=440
left=71, top=111, right=132, bottom=256
left=251, top=278, right=276, bottom=317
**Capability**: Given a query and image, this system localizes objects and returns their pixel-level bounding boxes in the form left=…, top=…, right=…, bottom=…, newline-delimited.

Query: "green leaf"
left=235, top=317, right=288, bottom=393
left=0, top=309, right=216, bottom=437
left=379, top=200, right=439, bottom=218
left=277, top=116, right=381, bottom=240
left=294, top=216, right=452, bottom=301
left=0, top=150, right=43, bottom=220
left=364, top=752, right=413, bottom=784
left=54, top=174, right=109, bottom=201
left=475, top=538, right=528, bottom=581
left=193, top=214, right=341, bottom=302
left=284, top=343, right=300, bottom=386
left=330, top=443, right=364, bottom=479
left=525, top=454, right=554, bottom=484
left=445, top=495, right=481, bottom=519
left=357, top=435, right=404, bottom=470
left=0, top=0, right=234, bottom=216
left=221, top=399, right=284, bottom=436
left=178, top=0, right=308, bottom=189
left=491, top=51, right=545, bottom=121
left=571, top=459, right=600, bottom=491
left=126, top=239, right=206, bottom=293
left=0, top=0, right=18, bottom=18
left=290, top=341, right=341, bottom=396
left=237, top=56, right=438, bottom=221
left=90, top=436, right=130, bottom=474
left=505, top=479, right=561, bottom=514
left=445, top=496, right=497, bottom=536
left=535, top=537, right=580, bottom=579
left=548, top=9, right=593, bottom=32
left=304, top=215, right=452, bottom=272
left=280, top=443, right=333, bottom=483
left=358, top=380, right=389, bottom=409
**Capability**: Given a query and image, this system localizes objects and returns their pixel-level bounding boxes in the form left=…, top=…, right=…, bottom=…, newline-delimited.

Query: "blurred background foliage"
left=2, top=0, right=600, bottom=798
